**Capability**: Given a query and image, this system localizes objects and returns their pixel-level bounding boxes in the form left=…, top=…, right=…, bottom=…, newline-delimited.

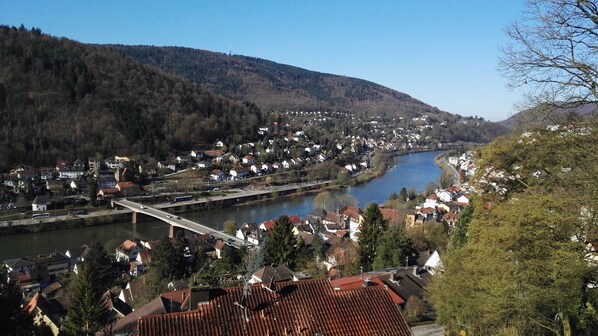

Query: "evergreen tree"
left=145, top=236, right=177, bottom=297
left=62, top=263, right=111, bottom=335
left=190, top=247, right=209, bottom=274
left=265, top=216, right=297, bottom=267
left=84, top=242, right=114, bottom=291
left=173, top=231, right=189, bottom=278
left=87, top=178, right=97, bottom=206
left=449, top=204, right=473, bottom=249
left=0, top=265, right=33, bottom=335
left=357, top=203, right=387, bottom=272
left=311, top=222, right=326, bottom=261
left=372, top=227, right=418, bottom=270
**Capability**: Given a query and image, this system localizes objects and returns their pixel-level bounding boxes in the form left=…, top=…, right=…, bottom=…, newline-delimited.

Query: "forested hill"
left=0, top=26, right=262, bottom=170
left=499, top=102, right=597, bottom=130
left=106, top=45, right=452, bottom=119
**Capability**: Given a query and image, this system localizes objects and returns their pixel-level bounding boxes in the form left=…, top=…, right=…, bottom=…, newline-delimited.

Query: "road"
left=0, top=180, right=332, bottom=230
left=114, top=199, right=250, bottom=248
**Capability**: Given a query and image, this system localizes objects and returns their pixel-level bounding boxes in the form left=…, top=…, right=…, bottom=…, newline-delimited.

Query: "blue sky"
left=1, top=1, right=526, bottom=121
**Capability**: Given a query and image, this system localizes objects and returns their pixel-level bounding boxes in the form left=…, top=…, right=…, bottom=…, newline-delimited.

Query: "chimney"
left=413, top=266, right=418, bottom=276
left=362, top=277, right=373, bottom=287
left=390, top=271, right=397, bottom=282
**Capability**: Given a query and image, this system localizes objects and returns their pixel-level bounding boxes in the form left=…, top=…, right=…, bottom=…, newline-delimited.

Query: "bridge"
left=113, top=199, right=250, bottom=248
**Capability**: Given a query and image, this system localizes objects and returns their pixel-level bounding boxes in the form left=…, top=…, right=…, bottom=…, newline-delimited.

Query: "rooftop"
left=138, top=278, right=412, bottom=336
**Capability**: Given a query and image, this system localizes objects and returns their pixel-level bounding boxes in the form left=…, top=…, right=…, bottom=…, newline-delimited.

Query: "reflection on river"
left=0, top=151, right=443, bottom=260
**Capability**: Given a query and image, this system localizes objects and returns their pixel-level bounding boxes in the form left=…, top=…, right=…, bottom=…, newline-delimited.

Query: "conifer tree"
left=173, top=231, right=189, bottom=278
left=146, top=236, right=177, bottom=297
left=84, top=242, right=114, bottom=291
left=372, top=227, right=418, bottom=270
left=265, top=216, right=297, bottom=267
left=0, top=266, right=33, bottom=335
left=357, top=203, right=387, bottom=272
left=62, top=263, right=111, bottom=335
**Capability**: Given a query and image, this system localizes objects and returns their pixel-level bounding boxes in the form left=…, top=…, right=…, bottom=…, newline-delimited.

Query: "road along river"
left=0, top=151, right=443, bottom=260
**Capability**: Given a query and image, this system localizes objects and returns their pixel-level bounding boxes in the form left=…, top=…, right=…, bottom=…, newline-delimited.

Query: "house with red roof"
left=115, top=240, right=143, bottom=262
left=27, top=292, right=65, bottom=336
left=137, top=278, right=413, bottom=336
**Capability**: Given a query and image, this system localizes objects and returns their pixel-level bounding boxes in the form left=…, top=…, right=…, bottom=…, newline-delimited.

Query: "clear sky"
left=1, top=1, right=527, bottom=121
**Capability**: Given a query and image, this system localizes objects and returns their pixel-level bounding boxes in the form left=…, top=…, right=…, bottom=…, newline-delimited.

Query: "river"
left=0, top=151, right=443, bottom=260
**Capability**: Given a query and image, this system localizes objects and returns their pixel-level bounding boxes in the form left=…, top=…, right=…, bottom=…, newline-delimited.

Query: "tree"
left=449, top=204, right=473, bottom=249
left=223, top=220, right=238, bottom=236
left=372, top=228, right=419, bottom=270
left=173, top=231, right=189, bottom=278
left=399, top=187, right=408, bottom=201
left=405, top=296, right=426, bottom=318
left=87, top=178, right=97, bottom=206
left=244, top=241, right=267, bottom=276
left=430, top=191, right=597, bottom=335
left=0, top=265, right=32, bottom=335
left=500, top=0, right=598, bottom=111
left=312, top=191, right=336, bottom=211
left=356, top=203, right=387, bottom=272
left=145, top=236, right=177, bottom=297
left=83, top=242, right=114, bottom=291
left=264, top=216, right=297, bottom=267
left=62, top=262, right=111, bottom=335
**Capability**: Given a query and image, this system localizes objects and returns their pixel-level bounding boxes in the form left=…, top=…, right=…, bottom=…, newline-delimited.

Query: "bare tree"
left=500, top=0, right=598, bottom=116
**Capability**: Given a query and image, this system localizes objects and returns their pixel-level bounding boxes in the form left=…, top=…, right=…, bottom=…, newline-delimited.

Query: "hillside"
left=500, top=102, right=597, bottom=130
left=0, top=26, right=262, bottom=170
left=106, top=45, right=457, bottom=119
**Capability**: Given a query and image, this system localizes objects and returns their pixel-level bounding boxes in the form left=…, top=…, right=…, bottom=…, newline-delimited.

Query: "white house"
left=190, top=150, right=204, bottom=159
left=210, top=169, right=225, bottom=181
left=457, top=195, right=470, bottom=204
left=435, top=190, right=453, bottom=203
left=32, top=195, right=49, bottom=212
left=58, top=167, right=85, bottom=179
left=115, top=240, right=143, bottom=262
left=196, top=161, right=212, bottom=169
left=229, top=168, right=249, bottom=180
left=424, top=250, right=443, bottom=275
left=242, top=155, right=255, bottom=165
left=176, top=156, right=192, bottom=164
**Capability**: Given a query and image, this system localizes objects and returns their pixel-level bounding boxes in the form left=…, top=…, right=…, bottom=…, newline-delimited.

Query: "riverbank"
left=0, top=150, right=446, bottom=259
left=0, top=150, right=443, bottom=237
left=434, top=152, right=459, bottom=186
left=0, top=181, right=335, bottom=236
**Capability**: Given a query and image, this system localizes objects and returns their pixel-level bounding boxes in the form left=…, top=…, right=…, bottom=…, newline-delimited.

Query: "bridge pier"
left=169, top=225, right=185, bottom=239
left=131, top=212, right=150, bottom=224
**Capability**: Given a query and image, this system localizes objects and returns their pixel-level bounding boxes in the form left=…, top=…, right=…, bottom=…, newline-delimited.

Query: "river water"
left=0, top=151, right=443, bottom=260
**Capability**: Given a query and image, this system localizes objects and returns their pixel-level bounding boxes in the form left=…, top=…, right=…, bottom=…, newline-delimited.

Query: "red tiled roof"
left=341, top=206, right=362, bottom=221
left=116, top=181, right=136, bottom=189
left=324, top=212, right=341, bottom=223
left=287, top=215, right=302, bottom=225
left=214, top=240, right=226, bottom=250
left=138, top=279, right=412, bottom=336
left=117, top=240, right=139, bottom=253
left=380, top=208, right=400, bottom=224
left=261, top=219, right=276, bottom=231
left=331, top=276, right=405, bottom=305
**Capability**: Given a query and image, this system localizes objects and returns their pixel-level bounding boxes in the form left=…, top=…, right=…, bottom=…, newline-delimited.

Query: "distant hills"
left=499, top=103, right=597, bottom=130
left=0, top=26, right=262, bottom=170
left=0, top=26, right=508, bottom=171
left=106, top=45, right=459, bottom=119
